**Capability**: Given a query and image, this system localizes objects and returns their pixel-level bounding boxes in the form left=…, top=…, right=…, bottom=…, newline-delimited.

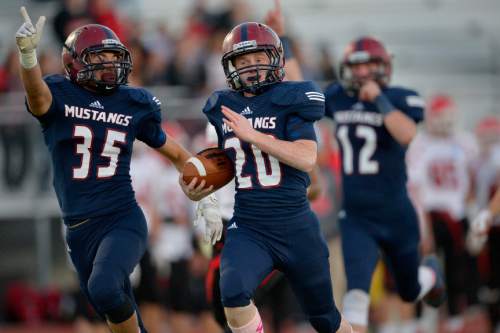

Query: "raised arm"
left=359, top=81, right=417, bottom=146
left=264, top=0, right=303, bottom=81
left=16, top=6, right=52, bottom=116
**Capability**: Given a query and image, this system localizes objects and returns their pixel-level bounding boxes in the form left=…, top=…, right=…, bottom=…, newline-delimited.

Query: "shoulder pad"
left=270, top=81, right=325, bottom=106
left=202, top=90, right=227, bottom=114
left=127, top=87, right=162, bottom=110
left=323, top=82, right=344, bottom=98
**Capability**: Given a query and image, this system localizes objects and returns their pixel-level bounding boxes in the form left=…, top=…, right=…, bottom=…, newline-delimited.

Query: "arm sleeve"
left=136, top=110, right=167, bottom=148
left=324, top=89, right=334, bottom=119
left=285, top=114, right=317, bottom=142
left=396, top=90, right=425, bottom=124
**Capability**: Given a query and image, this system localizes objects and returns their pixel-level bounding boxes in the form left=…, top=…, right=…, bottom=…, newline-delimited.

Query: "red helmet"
left=475, top=116, right=500, bottom=146
left=426, top=94, right=457, bottom=136
left=221, top=22, right=284, bottom=94
left=340, top=36, right=392, bottom=92
left=62, top=24, right=132, bottom=93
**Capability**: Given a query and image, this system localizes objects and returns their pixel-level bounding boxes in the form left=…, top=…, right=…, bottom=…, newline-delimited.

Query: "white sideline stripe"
left=186, top=157, right=207, bottom=176
left=308, top=97, right=325, bottom=102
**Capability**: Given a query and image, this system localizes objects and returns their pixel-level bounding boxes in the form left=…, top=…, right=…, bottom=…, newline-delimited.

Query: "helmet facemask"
left=223, top=47, right=284, bottom=95
left=340, top=55, right=390, bottom=95
left=77, top=45, right=132, bottom=93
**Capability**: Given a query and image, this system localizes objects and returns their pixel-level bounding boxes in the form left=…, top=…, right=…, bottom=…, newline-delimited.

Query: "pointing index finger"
left=20, top=6, right=32, bottom=24
left=274, top=0, right=281, bottom=13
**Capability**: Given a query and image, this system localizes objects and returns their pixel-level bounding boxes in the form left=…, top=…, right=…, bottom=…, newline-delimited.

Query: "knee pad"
left=105, top=299, right=135, bottom=324
left=309, top=306, right=341, bottom=333
left=87, top=272, right=127, bottom=314
left=399, top=289, right=419, bottom=303
left=342, top=289, right=370, bottom=327
left=220, top=267, right=252, bottom=307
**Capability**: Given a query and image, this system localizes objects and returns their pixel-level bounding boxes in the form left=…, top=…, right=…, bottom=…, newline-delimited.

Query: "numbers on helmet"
left=224, top=136, right=281, bottom=189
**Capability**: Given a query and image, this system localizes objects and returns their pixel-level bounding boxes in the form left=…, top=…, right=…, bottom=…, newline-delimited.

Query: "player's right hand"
left=16, top=6, right=46, bottom=54
left=264, top=0, right=285, bottom=36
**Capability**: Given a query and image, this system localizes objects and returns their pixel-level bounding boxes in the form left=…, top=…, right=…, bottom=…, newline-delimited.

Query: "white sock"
left=400, top=320, right=419, bottom=333
left=445, top=316, right=464, bottom=331
left=228, top=310, right=264, bottom=333
left=378, top=323, right=398, bottom=333
left=417, top=265, right=436, bottom=299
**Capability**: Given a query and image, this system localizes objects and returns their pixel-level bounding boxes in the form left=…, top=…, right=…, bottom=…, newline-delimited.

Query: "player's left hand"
left=179, top=175, right=214, bottom=201
left=470, top=209, right=492, bottom=236
left=222, top=106, right=258, bottom=143
left=264, top=0, right=285, bottom=36
left=195, top=193, right=223, bottom=245
left=466, top=230, right=487, bottom=256
left=359, top=80, right=382, bottom=102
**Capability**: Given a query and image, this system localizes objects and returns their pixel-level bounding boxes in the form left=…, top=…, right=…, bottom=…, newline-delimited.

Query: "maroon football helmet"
left=221, top=22, right=284, bottom=94
left=340, top=36, right=392, bottom=92
left=62, top=24, right=132, bottom=93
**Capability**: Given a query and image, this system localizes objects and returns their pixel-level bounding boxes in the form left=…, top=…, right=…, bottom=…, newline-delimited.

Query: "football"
left=182, top=147, right=235, bottom=190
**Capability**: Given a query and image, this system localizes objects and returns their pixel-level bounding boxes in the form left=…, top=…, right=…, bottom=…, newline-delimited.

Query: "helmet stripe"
left=355, top=38, right=364, bottom=52
left=241, top=23, right=248, bottom=41
left=103, top=26, right=114, bottom=40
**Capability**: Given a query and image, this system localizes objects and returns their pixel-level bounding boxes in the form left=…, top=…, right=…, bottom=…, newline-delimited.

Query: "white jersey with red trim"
left=407, top=131, right=479, bottom=219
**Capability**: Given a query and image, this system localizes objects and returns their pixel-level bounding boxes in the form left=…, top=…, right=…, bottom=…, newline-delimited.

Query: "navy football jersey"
left=26, top=74, right=166, bottom=221
left=203, top=81, right=324, bottom=222
left=324, top=83, right=424, bottom=211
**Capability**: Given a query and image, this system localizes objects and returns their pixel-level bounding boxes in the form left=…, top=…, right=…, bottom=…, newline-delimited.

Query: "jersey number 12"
left=337, top=125, right=379, bottom=175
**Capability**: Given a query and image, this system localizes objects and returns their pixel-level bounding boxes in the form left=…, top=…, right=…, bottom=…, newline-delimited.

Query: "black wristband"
left=280, top=36, right=294, bottom=59
left=374, top=93, right=396, bottom=116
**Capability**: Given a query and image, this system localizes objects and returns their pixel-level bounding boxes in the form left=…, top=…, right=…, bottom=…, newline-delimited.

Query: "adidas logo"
left=241, top=106, right=253, bottom=116
left=227, top=222, right=238, bottom=230
left=89, top=100, right=104, bottom=109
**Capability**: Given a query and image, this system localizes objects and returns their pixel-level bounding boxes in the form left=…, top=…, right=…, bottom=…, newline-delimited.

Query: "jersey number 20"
left=337, top=125, right=379, bottom=175
left=73, top=125, right=126, bottom=179
left=224, top=137, right=281, bottom=189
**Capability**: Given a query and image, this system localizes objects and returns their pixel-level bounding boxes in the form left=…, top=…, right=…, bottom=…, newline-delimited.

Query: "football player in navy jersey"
left=16, top=7, right=222, bottom=333
left=181, top=22, right=353, bottom=333
left=323, top=36, right=446, bottom=333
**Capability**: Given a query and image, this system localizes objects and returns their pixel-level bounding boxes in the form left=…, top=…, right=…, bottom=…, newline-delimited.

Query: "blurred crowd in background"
left=0, top=0, right=499, bottom=333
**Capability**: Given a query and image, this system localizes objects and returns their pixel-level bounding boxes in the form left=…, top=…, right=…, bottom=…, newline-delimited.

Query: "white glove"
left=470, top=209, right=492, bottom=236
left=466, top=231, right=488, bottom=256
left=194, top=193, right=223, bottom=245
left=16, top=6, right=46, bottom=68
